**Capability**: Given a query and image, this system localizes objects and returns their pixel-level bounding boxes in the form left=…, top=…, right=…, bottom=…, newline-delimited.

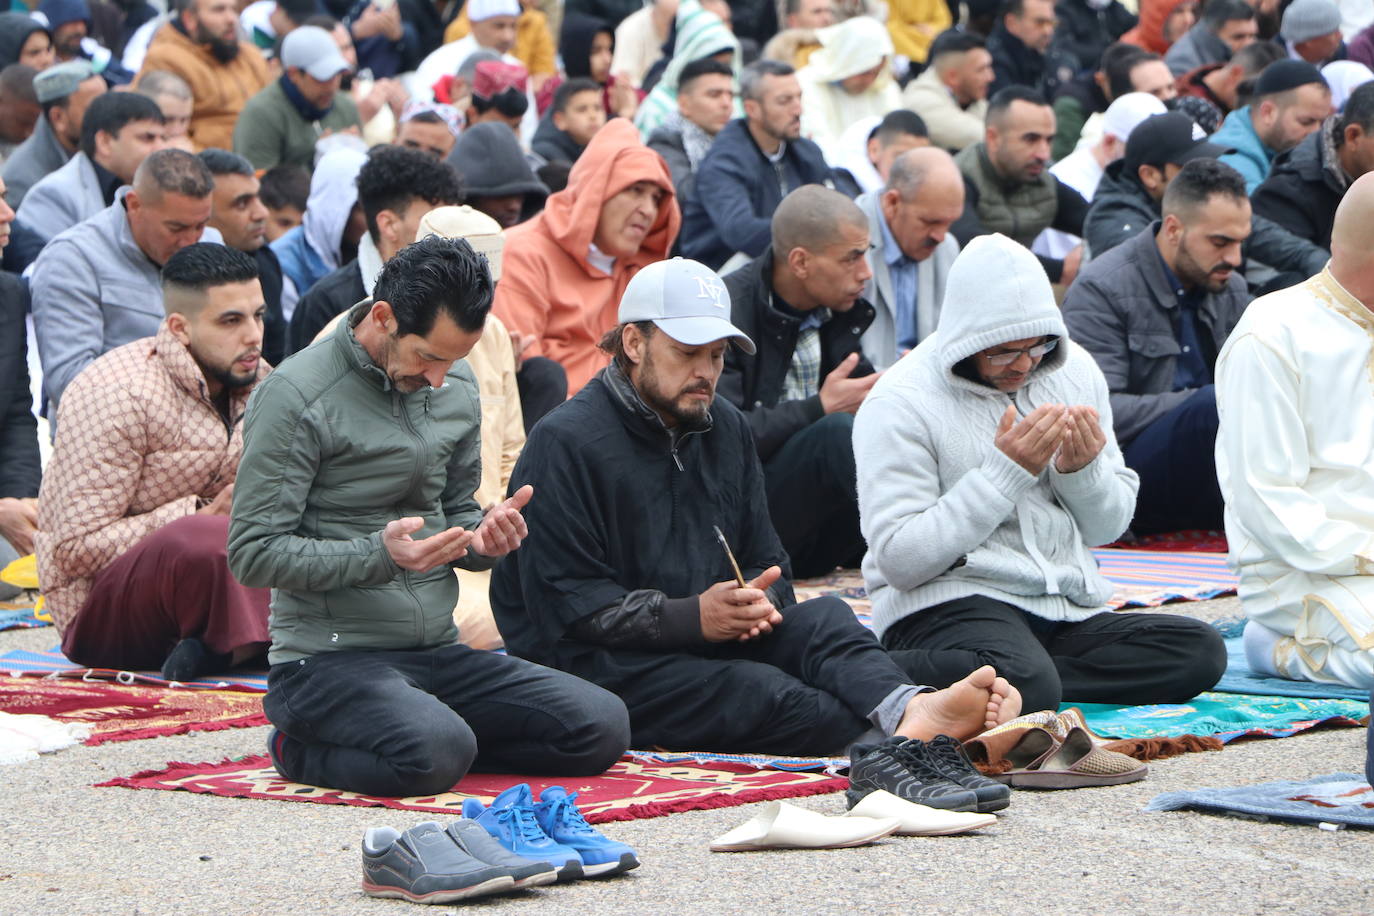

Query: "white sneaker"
left=846, top=789, right=997, bottom=836
left=709, top=801, right=899, bottom=852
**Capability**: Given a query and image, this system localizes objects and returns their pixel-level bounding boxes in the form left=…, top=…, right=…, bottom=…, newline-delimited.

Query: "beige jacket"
left=138, top=22, right=269, bottom=153
left=36, top=323, right=267, bottom=633
left=902, top=66, right=987, bottom=153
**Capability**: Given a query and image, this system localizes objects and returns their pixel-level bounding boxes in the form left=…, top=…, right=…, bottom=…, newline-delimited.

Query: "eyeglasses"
left=981, top=338, right=1058, bottom=366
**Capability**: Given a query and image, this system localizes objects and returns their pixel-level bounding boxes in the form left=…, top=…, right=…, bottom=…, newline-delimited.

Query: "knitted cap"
left=33, top=58, right=93, bottom=104
left=1254, top=59, right=1328, bottom=95
left=1280, top=0, right=1342, bottom=44
left=467, top=0, right=519, bottom=21
left=416, top=206, right=504, bottom=280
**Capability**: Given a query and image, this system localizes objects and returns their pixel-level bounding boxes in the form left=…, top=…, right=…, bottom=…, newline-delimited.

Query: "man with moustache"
left=1063, top=157, right=1251, bottom=534
left=138, top=0, right=270, bottom=152
left=35, top=243, right=273, bottom=683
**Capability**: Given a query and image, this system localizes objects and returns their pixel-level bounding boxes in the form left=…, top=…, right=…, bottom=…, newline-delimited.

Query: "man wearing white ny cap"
left=492, top=256, right=1022, bottom=760
left=1033, top=92, right=1168, bottom=261
left=233, top=24, right=362, bottom=171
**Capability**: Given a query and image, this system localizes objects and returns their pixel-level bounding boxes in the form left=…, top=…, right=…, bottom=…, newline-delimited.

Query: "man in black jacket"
left=288, top=145, right=462, bottom=353
left=491, top=255, right=1022, bottom=757
left=987, top=0, right=1078, bottom=98
left=720, top=185, right=876, bottom=578
left=0, top=175, right=38, bottom=596
left=1252, top=83, right=1374, bottom=250
left=680, top=59, right=831, bottom=271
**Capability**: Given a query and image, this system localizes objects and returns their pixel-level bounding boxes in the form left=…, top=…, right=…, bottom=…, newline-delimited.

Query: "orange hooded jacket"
left=1122, top=0, right=1191, bottom=55
left=493, top=118, right=679, bottom=395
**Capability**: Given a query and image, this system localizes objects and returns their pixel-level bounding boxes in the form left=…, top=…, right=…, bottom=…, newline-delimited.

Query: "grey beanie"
left=33, top=58, right=93, bottom=104
left=1281, top=0, right=1342, bottom=44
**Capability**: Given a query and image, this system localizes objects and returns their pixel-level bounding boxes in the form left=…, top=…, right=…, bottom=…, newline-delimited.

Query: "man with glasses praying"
left=853, top=232, right=1225, bottom=715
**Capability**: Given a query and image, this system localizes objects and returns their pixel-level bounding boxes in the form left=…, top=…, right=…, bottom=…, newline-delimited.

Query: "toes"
left=991, top=676, right=1011, bottom=699
left=965, top=665, right=996, bottom=688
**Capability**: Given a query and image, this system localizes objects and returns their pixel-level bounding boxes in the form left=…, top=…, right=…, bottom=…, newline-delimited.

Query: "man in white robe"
left=1215, top=171, right=1374, bottom=689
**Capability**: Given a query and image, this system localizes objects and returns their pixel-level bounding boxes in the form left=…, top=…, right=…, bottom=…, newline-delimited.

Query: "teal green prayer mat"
left=1072, top=692, right=1369, bottom=743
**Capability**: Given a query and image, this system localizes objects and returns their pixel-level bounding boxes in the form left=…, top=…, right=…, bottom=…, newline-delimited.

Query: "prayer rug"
left=792, top=549, right=1237, bottom=615
left=1146, top=773, right=1374, bottom=828
left=0, top=676, right=266, bottom=746
left=1107, top=531, right=1228, bottom=553
left=96, top=754, right=850, bottom=823
left=0, top=646, right=268, bottom=692
left=1074, top=692, right=1368, bottom=743
left=1210, top=617, right=1369, bottom=701
left=0, top=594, right=47, bottom=631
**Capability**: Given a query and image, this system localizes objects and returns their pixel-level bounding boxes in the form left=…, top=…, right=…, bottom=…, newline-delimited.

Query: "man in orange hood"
left=493, top=118, right=679, bottom=397
left=1122, top=0, right=1197, bottom=55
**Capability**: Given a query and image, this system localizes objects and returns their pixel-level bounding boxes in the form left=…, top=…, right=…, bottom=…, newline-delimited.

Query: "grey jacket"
left=17, top=152, right=105, bottom=243
left=1164, top=22, right=1231, bottom=77
left=29, top=188, right=222, bottom=411
left=646, top=125, right=696, bottom=201
left=1061, top=222, right=1248, bottom=444
left=2, top=116, right=72, bottom=209
left=856, top=189, right=960, bottom=370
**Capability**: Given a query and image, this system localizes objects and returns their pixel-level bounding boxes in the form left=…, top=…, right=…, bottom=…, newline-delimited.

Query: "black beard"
left=339, top=72, right=354, bottom=91
left=196, top=26, right=240, bottom=63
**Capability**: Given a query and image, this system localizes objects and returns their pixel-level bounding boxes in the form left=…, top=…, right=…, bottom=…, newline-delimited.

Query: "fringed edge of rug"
left=82, top=714, right=270, bottom=747
left=1102, top=734, right=1224, bottom=760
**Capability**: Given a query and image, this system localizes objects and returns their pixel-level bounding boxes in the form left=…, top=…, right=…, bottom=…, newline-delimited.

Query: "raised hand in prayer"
left=1053, top=405, right=1107, bottom=474
left=195, top=484, right=235, bottom=517
left=468, top=485, right=534, bottom=558
left=383, top=517, right=475, bottom=571
left=700, top=565, right=784, bottom=643
left=994, top=403, right=1071, bottom=476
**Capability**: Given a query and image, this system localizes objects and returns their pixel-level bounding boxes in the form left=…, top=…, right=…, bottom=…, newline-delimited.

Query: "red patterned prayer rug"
left=97, top=754, right=849, bottom=824
left=0, top=676, right=267, bottom=746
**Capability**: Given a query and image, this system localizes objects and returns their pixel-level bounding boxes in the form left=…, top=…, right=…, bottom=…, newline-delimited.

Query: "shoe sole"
left=1006, top=767, right=1148, bottom=790
left=362, top=875, right=515, bottom=903
left=555, top=860, right=586, bottom=882
left=711, top=825, right=899, bottom=853
left=513, top=871, right=559, bottom=889
left=581, top=852, right=641, bottom=878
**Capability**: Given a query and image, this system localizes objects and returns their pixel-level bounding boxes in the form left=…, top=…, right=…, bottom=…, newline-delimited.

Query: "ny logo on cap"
left=695, top=276, right=725, bottom=309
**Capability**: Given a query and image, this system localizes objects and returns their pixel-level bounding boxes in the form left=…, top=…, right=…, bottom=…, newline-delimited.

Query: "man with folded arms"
left=228, top=235, right=629, bottom=799
left=854, top=233, right=1226, bottom=716
left=493, top=257, right=1022, bottom=809
left=36, top=243, right=272, bottom=682
left=1216, top=174, right=1374, bottom=690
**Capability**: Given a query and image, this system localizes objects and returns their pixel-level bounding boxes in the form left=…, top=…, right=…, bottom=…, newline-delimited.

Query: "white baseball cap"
left=280, top=25, right=351, bottom=81
left=619, top=258, right=756, bottom=354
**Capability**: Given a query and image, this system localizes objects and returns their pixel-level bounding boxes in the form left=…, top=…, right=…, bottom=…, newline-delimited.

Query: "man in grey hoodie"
left=853, top=232, right=1225, bottom=714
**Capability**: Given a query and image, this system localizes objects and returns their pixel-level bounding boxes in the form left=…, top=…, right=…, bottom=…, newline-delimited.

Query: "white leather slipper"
left=709, top=801, right=900, bottom=852
left=846, top=790, right=997, bottom=836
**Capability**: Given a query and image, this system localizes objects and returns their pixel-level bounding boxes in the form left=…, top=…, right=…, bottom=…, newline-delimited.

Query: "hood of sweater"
left=657, top=0, right=739, bottom=96
left=37, top=0, right=89, bottom=30
left=449, top=120, right=550, bottom=200
left=834, top=115, right=883, bottom=195
left=303, top=146, right=366, bottom=275
left=934, top=233, right=1068, bottom=393
left=536, top=117, right=678, bottom=277
left=1125, top=0, right=1191, bottom=55
left=0, top=12, right=49, bottom=68
left=804, top=15, right=895, bottom=85
left=559, top=11, right=611, bottom=80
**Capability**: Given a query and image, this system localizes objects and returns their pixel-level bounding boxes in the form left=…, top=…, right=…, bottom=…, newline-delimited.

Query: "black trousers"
left=763, top=412, right=865, bottom=579
left=516, top=356, right=567, bottom=433
left=1123, top=385, right=1223, bottom=534
left=563, top=596, right=912, bottom=756
left=882, top=594, right=1227, bottom=715
left=264, top=644, right=630, bottom=797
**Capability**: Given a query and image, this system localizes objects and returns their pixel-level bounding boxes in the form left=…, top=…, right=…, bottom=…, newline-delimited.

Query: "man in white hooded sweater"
left=854, top=233, right=1226, bottom=714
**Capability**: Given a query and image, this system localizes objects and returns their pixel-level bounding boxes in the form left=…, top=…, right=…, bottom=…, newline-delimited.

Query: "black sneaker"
left=847, top=737, right=980, bottom=812
left=907, top=735, right=1012, bottom=813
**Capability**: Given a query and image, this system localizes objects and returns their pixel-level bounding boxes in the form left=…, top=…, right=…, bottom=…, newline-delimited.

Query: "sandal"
left=1005, top=727, right=1149, bottom=789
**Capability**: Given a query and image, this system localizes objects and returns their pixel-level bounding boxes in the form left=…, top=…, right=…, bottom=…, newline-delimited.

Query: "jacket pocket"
left=1126, top=332, right=1180, bottom=359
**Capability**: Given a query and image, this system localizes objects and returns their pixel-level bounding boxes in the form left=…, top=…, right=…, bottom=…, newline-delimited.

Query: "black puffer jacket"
left=1251, top=120, right=1346, bottom=251
left=719, top=248, right=876, bottom=461
left=0, top=272, right=40, bottom=499
left=1053, top=0, right=1137, bottom=77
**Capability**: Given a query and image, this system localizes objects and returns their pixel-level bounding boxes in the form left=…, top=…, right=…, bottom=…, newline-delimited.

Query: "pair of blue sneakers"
left=462, top=783, right=640, bottom=881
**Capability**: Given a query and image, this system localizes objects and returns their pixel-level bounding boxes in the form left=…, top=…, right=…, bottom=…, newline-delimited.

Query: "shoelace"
left=925, top=738, right=977, bottom=777
left=892, top=741, right=951, bottom=782
left=495, top=803, right=552, bottom=844
left=548, top=793, right=598, bottom=836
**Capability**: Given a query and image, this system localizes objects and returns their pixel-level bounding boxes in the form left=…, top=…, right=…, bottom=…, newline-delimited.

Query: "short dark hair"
left=198, top=148, right=255, bottom=178
left=302, top=13, right=340, bottom=31
left=79, top=91, right=163, bottom=159
left=1001, top=0, right=1035, bottom=19
left=374, top=235, right=493, bottom=336
left=598, top=320, right=655, bottom=372
left=279, top=0, right=320, bottom=26
left=161, top=242, right=260, bottom=315
left=987, top=84, right=1048, bottom=124
left=678, top=57, right=732, bottom=94
left=133, top=148, right=214, bottom=199
left=406, top=109, right=447, bottom=126
left=356, top=145, right=463, bottom=244
left=740, top=58, right=794, bottom=102
left=1161, top=157, right=1248, bottom=218
left=258, top=164, right=310, bottom=211
left=1101, top=43, right=1150, bottom=97
left=874, top=109, right=927, bottom=145
left=1337, top=82, right=1374, bottom=146
left=471, top=87, right=529, bottom=117
left=1203, top=0, right=1254, bottom=30
left=929, top=28, right=985, bottom=62
left=0, top=63, right=37, bottom=103
left=552, top=77, right=601, bottom=114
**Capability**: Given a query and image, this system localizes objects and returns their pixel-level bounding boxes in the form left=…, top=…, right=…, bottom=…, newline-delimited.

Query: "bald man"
left=1216, top=173, right=1374, bottom=690
left=857, top=148, right=964, bottom=371
left=718, top=185, right=878, bottom=578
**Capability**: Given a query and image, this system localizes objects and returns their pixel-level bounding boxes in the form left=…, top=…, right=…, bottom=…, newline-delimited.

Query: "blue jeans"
left=1123, top=385, right=1223, bottom=534
left=264, top=644, right=631, bottom=797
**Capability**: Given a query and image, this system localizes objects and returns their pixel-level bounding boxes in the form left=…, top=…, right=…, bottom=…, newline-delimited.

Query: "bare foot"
left=894, top=665, right=1024, bottom=742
